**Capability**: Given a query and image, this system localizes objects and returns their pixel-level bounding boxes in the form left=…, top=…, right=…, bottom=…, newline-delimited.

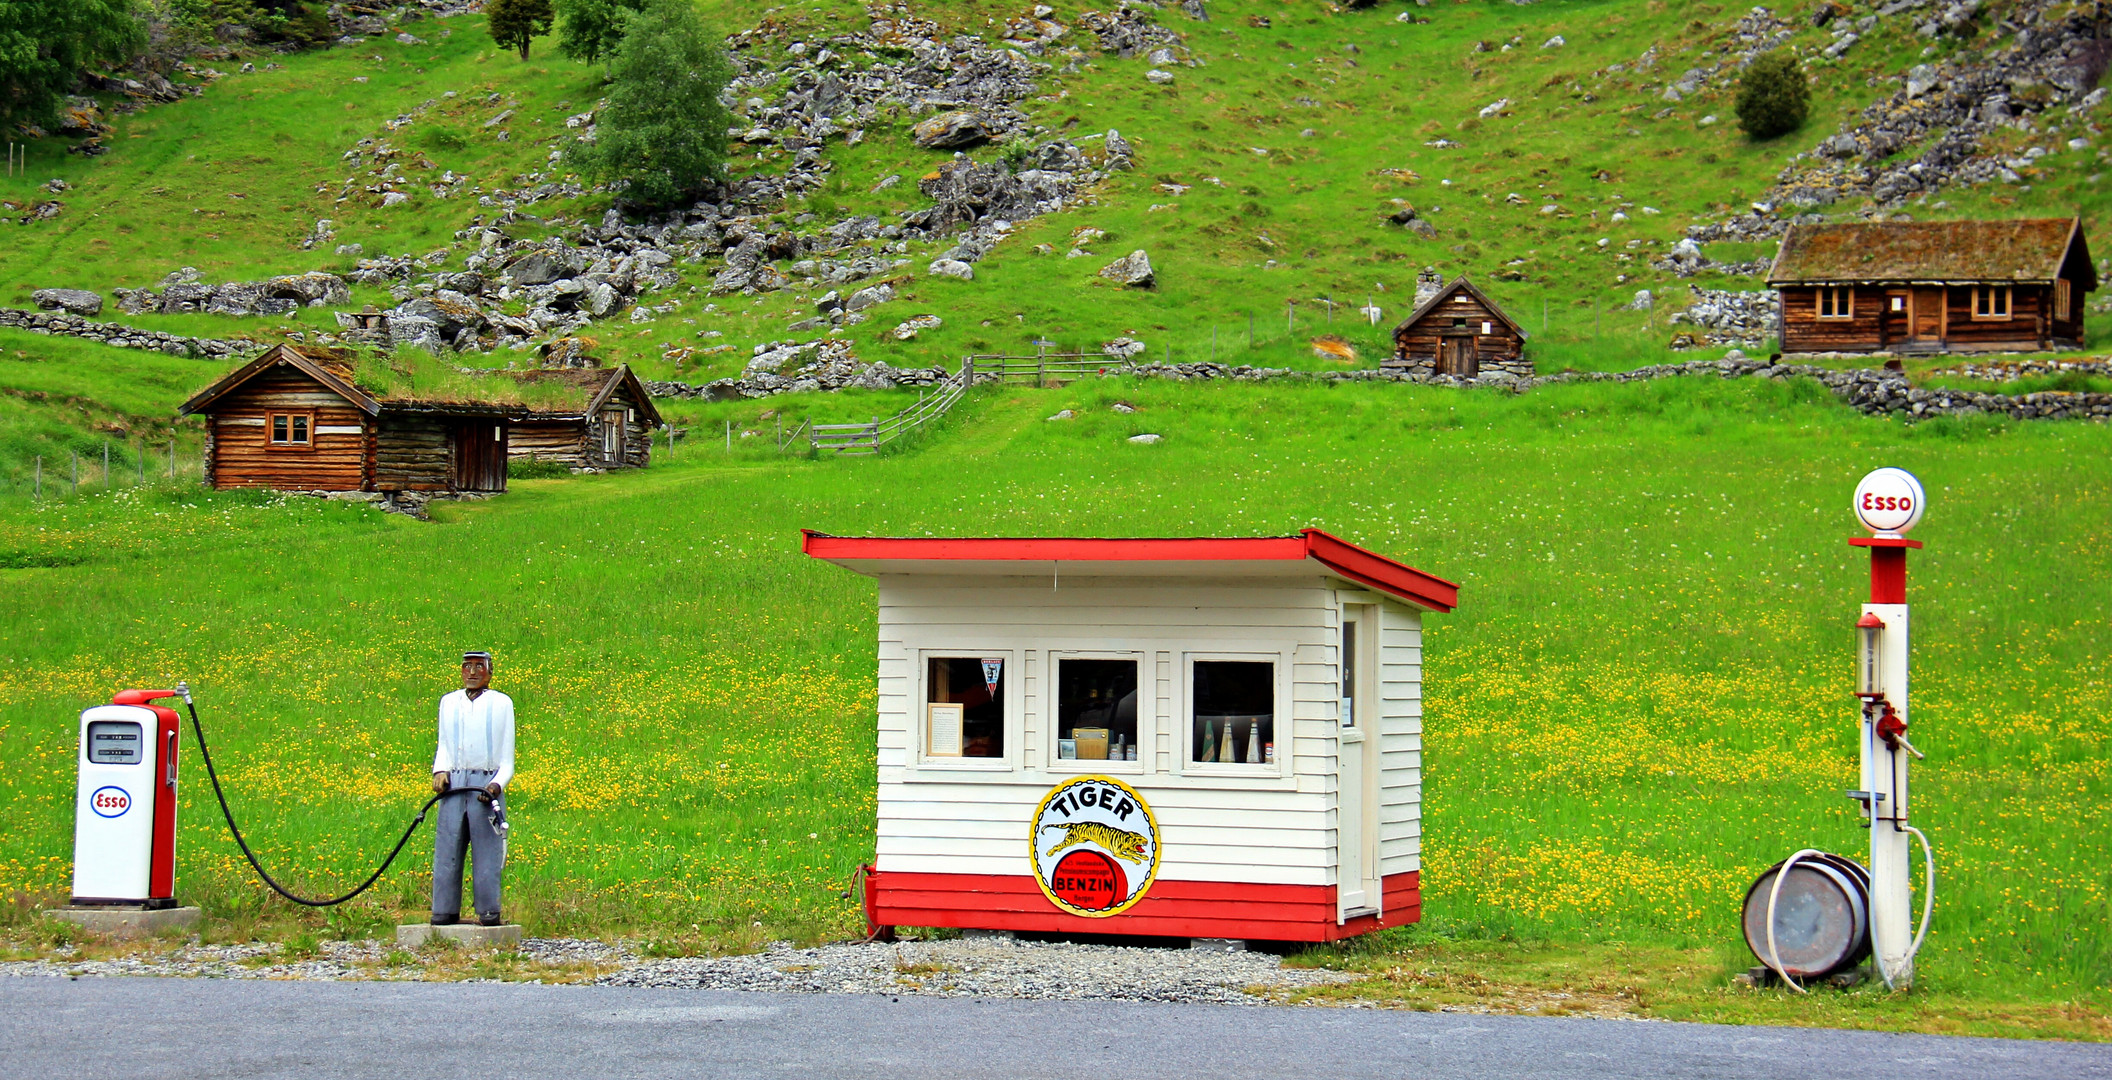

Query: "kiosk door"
left=1338, top=606, right=1382, bottom=919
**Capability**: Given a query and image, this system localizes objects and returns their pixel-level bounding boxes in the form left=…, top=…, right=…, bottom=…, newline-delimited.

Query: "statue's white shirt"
left=433, top=689, right=515, bottom=788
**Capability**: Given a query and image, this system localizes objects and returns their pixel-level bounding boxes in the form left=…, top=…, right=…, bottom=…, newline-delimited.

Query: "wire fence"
left=10, top=439, right=196, bottom=501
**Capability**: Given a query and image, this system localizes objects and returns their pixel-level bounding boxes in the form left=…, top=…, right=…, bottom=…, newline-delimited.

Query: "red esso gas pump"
left=71, top=689, right=183, bottom=908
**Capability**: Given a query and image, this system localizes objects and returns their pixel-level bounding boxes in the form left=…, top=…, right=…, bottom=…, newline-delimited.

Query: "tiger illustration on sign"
left=1040, top=821, right=1151, bottom=862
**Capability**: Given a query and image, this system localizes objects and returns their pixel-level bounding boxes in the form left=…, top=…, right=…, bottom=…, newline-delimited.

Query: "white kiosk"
left=805, top=529, right=1458, bottom=943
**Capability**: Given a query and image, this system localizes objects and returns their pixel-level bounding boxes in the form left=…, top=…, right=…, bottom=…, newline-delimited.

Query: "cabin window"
left=1890, top=295, right=1905, bottom=312
left=1055, top=658, right=1139, bottom=763
left=1818, top=287, right=1854, bottom=319
left=1189, top=659, right=1275, bottom=767
left=1972, top=286, right=2012, bottom=320
left=925, top=656, right=1005, bottom=759
left=267, top=412, right=312, bottom=447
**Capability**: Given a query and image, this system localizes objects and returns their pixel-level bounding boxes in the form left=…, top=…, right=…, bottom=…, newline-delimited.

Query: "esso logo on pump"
left=1852, top=467, right=1926, bottom=537
left=90, top=785, right=131, bottom=818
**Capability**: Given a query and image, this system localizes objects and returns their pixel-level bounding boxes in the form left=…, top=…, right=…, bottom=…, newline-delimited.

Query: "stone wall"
left=0, top=307, right=260, bottom=358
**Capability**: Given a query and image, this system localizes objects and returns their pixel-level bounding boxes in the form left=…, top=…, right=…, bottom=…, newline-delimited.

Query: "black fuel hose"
left=182, top=697, right=493, bottom=908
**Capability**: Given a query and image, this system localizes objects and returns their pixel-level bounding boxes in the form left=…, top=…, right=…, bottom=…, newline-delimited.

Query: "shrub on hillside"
left=1735, top=51, right=1810, bottom=140
left=565, top=0, right=733, bottom=208
left=0, top=0, right=144, bottom=129
left=487, top=0, right=555, bottom=60
left=557, top=0, right=645, bottom=65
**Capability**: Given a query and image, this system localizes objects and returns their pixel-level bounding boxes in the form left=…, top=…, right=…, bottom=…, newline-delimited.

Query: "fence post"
left=34, top=455, right=40, bottom=500
left=72, top=451, right=78, bottom=496
left=1248, top=313, right=1253, bottom=348
left=1286, top=301, right=1293, bottom=335
left=168, top=439, right=174, bottom=479
left=103, top=440, right=109, bottom=488
left=1327, top=294, right=1333, bottom=324
left=136, top=441, right=143, bottom=485
left=1213, top=325, right=1218, bottom=361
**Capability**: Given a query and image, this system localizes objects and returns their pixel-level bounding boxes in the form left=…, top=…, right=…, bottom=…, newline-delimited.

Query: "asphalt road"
left=3, top=977, right=2106, bottom=1080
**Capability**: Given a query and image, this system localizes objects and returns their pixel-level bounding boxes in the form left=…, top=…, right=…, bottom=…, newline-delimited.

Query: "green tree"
left=557, top=0, right=643, bottom=65
left=0, top=0, right=145, bottom=129
left=486, top=0, right=554, bottom=61
left=1735, top=50, right=1810, bottom=141
left=566, top=0, right=732, bottom=208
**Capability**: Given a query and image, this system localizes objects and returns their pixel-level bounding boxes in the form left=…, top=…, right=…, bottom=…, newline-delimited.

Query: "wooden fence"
left=799, top=352, right=1123, bottom=457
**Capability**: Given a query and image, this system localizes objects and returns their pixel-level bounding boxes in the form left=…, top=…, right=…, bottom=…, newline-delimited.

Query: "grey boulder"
left=1099, top=250, right=1154, bottom=288
left=32, top=288, right=103, bottom=316
left=912, top=111, right=992, bottom=149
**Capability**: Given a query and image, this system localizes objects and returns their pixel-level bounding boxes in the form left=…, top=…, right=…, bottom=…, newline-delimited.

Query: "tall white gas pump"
left=71, top=689, right=184, bottom=908
left=1847, top=467, right=1933, bottom=990
left=1740, top=468, right=1933, bottom=992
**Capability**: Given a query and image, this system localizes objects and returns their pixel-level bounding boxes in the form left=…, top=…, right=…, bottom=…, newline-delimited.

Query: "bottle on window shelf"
left=1245, top=720, right=1260, bottom=764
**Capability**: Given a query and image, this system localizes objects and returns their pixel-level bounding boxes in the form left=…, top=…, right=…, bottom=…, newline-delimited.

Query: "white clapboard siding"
left=870, top=571, right=1427, bottom=892
left=1376, top=603, right=1424, bottom=876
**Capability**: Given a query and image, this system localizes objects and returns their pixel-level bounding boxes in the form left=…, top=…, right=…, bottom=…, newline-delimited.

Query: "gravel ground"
left=599, top=937, right=1354, bottom=1005
left=0, top=936, right=1350, bottom=1005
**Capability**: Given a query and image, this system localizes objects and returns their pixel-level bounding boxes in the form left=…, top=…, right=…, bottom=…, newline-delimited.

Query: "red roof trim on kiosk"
left=801, top=527, right=1458, bottom=612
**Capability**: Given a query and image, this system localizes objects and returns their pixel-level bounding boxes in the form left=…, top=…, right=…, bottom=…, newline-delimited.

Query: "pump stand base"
left=396, top=923, right=523, bottom=949
left=45, top=906, right=200, bottom=939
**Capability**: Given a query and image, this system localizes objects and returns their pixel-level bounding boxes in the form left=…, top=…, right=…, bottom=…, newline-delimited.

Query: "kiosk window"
left=86, top=721, right=144, bottom=764
left=1192, top=661, right=1274, bottom=765
left=927, top=657, right=1004, bottom=758
left=1056, top=659, right=1138, bottom=762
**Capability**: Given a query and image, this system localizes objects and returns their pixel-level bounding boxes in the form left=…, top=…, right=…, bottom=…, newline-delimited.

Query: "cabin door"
left=1908, top=287, right=1946, bottom=348
left=1337, top=604, right=1382, bottom=920
left=453, top=422, right=508, bottom=492
left=1438, top=335, right=1478, bottom=377
left=599, top=409, right=627, bottom=466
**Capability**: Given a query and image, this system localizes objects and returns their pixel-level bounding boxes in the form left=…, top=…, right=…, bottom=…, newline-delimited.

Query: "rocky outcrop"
left=1770, top=3, right=2111, bottom=208
left=115, top=269, right=350, bottom=317
left=1667, top=286, right=1780, bottom=348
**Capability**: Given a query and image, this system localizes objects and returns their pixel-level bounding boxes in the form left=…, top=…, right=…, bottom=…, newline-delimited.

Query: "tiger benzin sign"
left=1031, top=775, right=1161, bottom=917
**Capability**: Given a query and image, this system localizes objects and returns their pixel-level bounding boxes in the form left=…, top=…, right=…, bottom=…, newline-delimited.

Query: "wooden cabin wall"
left=203, top=368, right=368, bottom=491
left=510, top=419, right=587, bottom=466
left=1779, top=284, right=2077, bottom=352
left=1943, top=285, right=2050, bottom=351
left=371, top=415, right=457, bottom=492
left=1779, top=286, right=1886, bottom=353
left=2054, top=277, right=2085, bottom=343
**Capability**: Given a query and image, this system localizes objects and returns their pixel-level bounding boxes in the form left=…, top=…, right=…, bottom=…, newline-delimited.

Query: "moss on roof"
left=1768, top=217, right=2083, bottom=284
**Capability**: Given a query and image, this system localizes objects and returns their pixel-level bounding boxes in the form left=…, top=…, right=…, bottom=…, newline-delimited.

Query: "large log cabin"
left=1383, top=276, right=1531, bottom=378
left=1767, top=216, right=2094, bottom=355
left=177, top=345, right=660, bottom=501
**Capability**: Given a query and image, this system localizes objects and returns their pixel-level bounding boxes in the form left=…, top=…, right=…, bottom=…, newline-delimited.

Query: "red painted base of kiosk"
left=863, top=869, right=1421, bottom=942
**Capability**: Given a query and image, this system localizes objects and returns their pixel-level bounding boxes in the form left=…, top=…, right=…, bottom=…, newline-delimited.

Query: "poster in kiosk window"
left=1031, top=776, right=1160, bottom=917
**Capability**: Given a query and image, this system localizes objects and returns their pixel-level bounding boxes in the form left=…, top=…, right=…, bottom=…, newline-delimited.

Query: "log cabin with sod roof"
left=803, top=529, right=1459, bottom=944
left=503, top=365, right=661, bottom=472
left=1383, top=276, right=1531, bottom=379
left=176, top=345, right=659, bottom=505
left=1767, top=216, right=2095, bottom=355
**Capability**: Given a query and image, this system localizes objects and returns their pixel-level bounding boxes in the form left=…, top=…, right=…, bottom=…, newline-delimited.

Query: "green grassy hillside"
left=2, top=375, right=2109, bottom=1036
left=1, top=0, right=2109, bottom=1037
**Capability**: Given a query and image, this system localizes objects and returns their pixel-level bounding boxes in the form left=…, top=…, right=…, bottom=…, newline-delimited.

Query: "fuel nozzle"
left=1874, top=703, right=1925, bottom=760
left=175, top=681, right=193, bottom=705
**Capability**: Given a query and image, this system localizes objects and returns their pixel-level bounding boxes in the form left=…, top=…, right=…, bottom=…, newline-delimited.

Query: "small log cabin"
left=177, top=345, right=659, bottom=499
left=1384, top=276, right=1530, bottom=378
left=1767, top=216, right=2095, bottom=355
left=504, top=366, right=661, bottom=471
